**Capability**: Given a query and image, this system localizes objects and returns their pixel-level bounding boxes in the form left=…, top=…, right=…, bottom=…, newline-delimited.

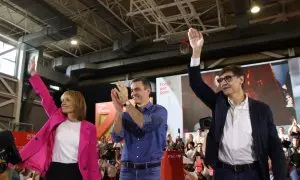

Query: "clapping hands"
left=111, top=81, right=129, bottom=112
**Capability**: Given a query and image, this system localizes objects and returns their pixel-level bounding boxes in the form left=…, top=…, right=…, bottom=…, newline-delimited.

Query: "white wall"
left=156, top=76, right=183, bottom=139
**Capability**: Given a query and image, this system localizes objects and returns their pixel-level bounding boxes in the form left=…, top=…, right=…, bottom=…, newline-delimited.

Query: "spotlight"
left=250, top=1, right=260, bottom=14
left=50, top=85, right=60, bottom=91
left=70, top=39, right=78, bottom=45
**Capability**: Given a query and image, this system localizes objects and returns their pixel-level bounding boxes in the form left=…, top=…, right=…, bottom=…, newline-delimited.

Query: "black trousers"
left=45, top=162, right=83, bottom=180
left=214, top=165, right=261, bottom=180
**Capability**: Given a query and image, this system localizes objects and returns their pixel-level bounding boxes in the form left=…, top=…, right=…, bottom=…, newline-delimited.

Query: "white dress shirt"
left=218, top=96, right=256, bottom=165
left=190, top=57, right=256, bottom=165
left=190, top=57, right=201, bottom=67
left=52, top=120, right=81, bottom=163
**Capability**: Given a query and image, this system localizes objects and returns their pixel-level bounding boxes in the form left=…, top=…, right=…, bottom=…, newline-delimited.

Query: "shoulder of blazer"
left=216, top=91, right=228, bottom=104
left=248, top=97, right=270, bottom=110
left=48, top=108, right=66, bottom=126
left=81, top=120, right=96, bottom=133
left=248, top=98, right=273, bottom=121
left=82, top=120, right=95, bottom=127
left=216, top=91, right=226, bottom=98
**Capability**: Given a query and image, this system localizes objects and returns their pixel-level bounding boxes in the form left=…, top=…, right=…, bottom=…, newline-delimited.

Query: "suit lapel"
left=215, top=95, right=229, bottom=142
left=248, top=98, right=260, bottom=157
left=48, top=109, right=67, bottom=130
left=79, top=121, right=91, bottom=158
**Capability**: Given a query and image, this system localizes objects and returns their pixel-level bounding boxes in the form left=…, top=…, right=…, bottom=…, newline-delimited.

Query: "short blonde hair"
left=61, top=90, right=86, bottom=121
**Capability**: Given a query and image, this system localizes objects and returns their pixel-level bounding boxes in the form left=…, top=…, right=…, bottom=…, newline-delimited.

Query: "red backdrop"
left=12, top=131, right=36, bottom=150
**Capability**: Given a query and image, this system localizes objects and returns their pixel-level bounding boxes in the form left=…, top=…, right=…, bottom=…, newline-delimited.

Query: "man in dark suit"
left=187, top=28, right=286, bottom=180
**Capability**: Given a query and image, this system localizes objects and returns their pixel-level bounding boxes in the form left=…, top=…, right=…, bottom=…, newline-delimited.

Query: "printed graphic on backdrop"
left=288, top=57, right=300, bottom=122
left=182, top=62, right=296, bottom=132
left=95, top=100, right=135, bottom=140
left=156, top=76, right=183, bottom=139
left=95, top=102, right=116, bottom=140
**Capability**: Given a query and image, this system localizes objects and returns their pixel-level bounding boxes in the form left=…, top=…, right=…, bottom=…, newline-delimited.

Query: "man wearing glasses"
left=187, top=28, right=286, bottom=180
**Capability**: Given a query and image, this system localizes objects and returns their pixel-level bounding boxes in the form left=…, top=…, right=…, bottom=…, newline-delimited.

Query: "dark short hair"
left=188, top=141, right=195, bottom=147
left=131, top=77, right=152, bottom=91
left=220, top=65, right=245, bottom=77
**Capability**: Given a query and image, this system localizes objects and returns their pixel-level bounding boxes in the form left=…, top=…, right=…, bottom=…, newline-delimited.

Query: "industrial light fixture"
left=70, top=39, right=78, bottom=45
left=50, top=85, right=60, bottom=91
left=250, top=1, right=260, bottom=14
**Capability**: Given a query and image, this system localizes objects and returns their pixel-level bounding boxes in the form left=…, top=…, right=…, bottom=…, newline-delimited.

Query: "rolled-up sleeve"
left=110, top=128, right=124, bottom=142
left=143, top=106, right=168, bottom=132
left=110, top=114, right=125, bottom=142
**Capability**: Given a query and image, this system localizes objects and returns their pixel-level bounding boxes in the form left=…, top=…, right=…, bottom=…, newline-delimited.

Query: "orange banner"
left=12, top=131, right=36, bottom=150
left=95, top=102, right=116, bottom=139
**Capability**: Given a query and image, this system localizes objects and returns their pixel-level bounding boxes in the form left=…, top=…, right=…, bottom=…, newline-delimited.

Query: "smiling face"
left=60, top=90, right=86, bottom=120
left=61, top=93, right=75, bottom=114
left=218, top=71, right=244, bottom=96
left=131, top=81, right=151, bottom=105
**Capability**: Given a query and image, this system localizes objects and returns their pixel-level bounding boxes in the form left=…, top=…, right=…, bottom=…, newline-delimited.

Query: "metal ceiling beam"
left=0, top=1, right=78, bottom=57
left=129, top=0, right=175, bottom=34
left=0, top=47, right=16, bottom=56
left=8, top=0, right=75, bottom=32
left=260, top=51, right=285, bottom=58
left=96, top=0, right=141, bottom=38
left=52, top=9, right=300, bottom=69
left=127, top=0, right=198, bottom=16
left=0, top=31, right=55, bottom=59
left=175, top=0, right=192, bottom=28
left=49, top=43, right=78, bottom=57
left=232, top=0, right=250, bottom=28
left=207, top=58, right=226, bottom=68
left=65, top=50, right=181, bottom=77
left=62, top=20, right=300, bottom=77
left=216, top=0, right=223, bottom=27
left=78, top=64, right=187, bottom=86
left=161, top=10, right=300, bottom=43
left=186, top=1, right=208, bottom=31
left=47, top=0, right=120, bottom=43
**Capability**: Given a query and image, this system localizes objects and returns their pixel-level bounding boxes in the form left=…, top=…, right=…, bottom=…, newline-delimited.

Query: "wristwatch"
left=123, top=100, right=131, bottom=106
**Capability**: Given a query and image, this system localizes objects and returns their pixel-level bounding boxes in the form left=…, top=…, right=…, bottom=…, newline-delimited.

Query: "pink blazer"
left=20, top=74, right=101, bottom=180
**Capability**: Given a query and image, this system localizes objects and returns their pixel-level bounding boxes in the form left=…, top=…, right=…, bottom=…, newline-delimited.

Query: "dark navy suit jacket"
left=188, top=65, right=286, bottom=180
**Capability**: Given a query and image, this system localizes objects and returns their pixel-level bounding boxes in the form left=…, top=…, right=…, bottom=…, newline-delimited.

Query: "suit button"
left=83, top=167, right=87, bottom=170
left=35, top=137, right=38, bottom=140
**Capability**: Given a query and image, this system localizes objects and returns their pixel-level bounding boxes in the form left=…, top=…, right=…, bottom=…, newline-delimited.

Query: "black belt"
left=217, top=161, right=257, bottom=172
left=122, top=161, right=161, bottom=169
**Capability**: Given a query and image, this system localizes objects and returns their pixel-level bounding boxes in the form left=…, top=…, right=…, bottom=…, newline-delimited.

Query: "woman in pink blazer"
left=20, top=60, right=101, bottom=180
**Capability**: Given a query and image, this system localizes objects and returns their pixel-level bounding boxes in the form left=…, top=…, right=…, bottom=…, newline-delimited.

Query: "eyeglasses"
left=217, top=75, right=236, bottom=83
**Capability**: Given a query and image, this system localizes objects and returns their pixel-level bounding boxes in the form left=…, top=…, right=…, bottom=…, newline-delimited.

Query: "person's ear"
left=240, top=76, right=244, bottom=85
left=147, top=88, right=151, bottom=95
